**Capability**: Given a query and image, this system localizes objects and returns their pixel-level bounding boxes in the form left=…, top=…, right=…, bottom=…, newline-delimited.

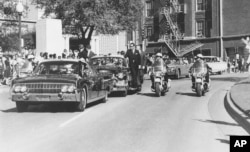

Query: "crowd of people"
left=227, top=56, right=248, bottom=73
left=1, top=43, right=249, bottom=88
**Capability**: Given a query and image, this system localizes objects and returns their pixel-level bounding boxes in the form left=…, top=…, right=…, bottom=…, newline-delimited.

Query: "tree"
left=0, top=0, right=29, bottom=52
left=35, top=0, right=143, bottom=47
left=0, top=33, right=19, bottom=52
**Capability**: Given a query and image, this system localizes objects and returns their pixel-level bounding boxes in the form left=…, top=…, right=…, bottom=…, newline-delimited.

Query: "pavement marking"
left=59, top=109, right=92, bottom=128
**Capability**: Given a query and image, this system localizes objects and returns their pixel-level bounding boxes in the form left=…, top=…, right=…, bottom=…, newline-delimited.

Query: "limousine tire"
left=122, top=90, right=127, bottom=97
left=16, top=102, right=28, bottom=112
left=77, top=88, right=87, bottom=112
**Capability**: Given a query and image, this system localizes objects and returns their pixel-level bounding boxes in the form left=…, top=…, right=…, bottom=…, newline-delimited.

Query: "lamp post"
left=16, top=1, right=24, bottom=53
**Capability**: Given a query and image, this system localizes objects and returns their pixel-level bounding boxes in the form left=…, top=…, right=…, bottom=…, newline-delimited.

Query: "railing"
left=160, top=7, right=182, bottom=40
left=163, top=35, right=179, bottom=56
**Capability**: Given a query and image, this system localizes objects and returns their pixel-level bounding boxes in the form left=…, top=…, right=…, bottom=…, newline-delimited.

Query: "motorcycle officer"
left=189, top=54, right=212, bottom=89
left=150, top=52, right=170, bottom=89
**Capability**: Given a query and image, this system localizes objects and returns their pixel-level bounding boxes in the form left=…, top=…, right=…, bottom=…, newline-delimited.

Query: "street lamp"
left=16, top=1, right=24, bottom=53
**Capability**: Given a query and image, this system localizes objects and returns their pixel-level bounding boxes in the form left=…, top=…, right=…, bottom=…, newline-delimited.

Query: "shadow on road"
left=211, top=77, right=248, bottom=82
left=176, top=92, right=197, bottom=97
left=0, top=108, right=17, bottom=113
left=0, top=100, right=104, bottom=113
left=137, top=92, right=157, bottom=97
left=196, top=119, right=239, bottom=126
left=216, top=139, right=230, bottom=144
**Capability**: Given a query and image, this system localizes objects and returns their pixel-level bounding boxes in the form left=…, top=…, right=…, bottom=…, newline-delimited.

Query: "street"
left=0, top=73, right=249, bottom=152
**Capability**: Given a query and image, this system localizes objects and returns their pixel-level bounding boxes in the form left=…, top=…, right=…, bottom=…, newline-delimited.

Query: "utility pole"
left=219, top=0, right=224, bottom=59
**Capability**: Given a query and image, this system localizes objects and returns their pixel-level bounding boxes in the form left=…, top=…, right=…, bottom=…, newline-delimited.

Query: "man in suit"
left=78, top=44, right=96, bottom=62
left=125, top=43, right=142, bottom=91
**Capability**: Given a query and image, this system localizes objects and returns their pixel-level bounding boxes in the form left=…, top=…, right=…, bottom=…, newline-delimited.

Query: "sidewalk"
left=227, top=76, right=250, bottom=133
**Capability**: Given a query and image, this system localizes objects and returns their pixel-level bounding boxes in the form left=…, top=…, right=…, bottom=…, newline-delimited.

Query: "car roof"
left=39, top=59, right=87, bottom=64
left=91, top=55, right=124, bottom=59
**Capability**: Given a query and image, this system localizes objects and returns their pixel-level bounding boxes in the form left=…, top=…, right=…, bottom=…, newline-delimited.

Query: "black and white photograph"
left=0, top=0, right=250, bottom=152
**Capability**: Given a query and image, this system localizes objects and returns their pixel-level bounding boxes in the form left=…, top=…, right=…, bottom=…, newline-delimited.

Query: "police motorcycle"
left=190, top=62, right=211, bottom=97
left=151, top=53, right=171, bottom=97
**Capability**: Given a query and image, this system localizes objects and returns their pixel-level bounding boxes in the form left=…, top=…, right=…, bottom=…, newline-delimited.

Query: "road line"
left=59, top=109, right=91, bottom=128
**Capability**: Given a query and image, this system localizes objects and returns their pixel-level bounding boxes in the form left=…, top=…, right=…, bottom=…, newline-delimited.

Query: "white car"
left=203, top=56, right=227, bottom=74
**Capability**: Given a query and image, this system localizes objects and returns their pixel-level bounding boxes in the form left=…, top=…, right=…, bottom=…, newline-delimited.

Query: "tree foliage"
left=35, top=0, right=143, bottom=46
left=0, top=33, right=19, bottom=52
left=0, top=0, right=29, bottom=52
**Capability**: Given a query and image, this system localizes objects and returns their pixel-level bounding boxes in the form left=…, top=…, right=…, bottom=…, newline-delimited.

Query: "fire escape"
left=159, top=0, right=203, bottom=57
left=159, top=0, right=181, bottom=56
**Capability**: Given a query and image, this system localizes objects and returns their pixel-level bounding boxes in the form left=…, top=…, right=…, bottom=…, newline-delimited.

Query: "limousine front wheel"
left=16, top=102, right=28, bottom=112
left=76, top=89, right=87, bottom=112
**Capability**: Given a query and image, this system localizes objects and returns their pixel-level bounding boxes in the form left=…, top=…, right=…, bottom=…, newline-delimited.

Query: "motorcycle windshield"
left=153, top=59, right=164, bottom=73
left=192, top=61, right=207, bottom=74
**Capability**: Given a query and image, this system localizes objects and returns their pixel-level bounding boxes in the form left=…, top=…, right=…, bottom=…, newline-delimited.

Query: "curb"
left=224, top=90, right=250, bottom=134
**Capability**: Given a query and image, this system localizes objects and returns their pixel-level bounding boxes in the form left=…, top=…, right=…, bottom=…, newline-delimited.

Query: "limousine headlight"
left=14, top=86, right=21, bottom=93
left=61, top=85, right=76, bottom=93
left=13, top=85, right=27, bottom=93
left=61, top=85, right=68, bottom=93
left=20, top=86, right=27, bottom=93
left=67, top=85, right=76, bottom=93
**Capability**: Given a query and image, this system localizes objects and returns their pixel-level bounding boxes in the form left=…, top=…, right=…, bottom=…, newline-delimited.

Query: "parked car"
left=203, top=56, right=227, bottom=74
left=166, top=58, right=191, bottom=79
left=90, top=55, right=129, bottom=96
left=11, top=59, right=111, bottom=112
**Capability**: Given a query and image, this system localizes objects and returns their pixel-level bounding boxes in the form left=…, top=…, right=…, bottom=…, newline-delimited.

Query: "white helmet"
left=196, top=54, right=203, bottom=58
left=28, top=54, right=34, bottom=59
left=156, top=53, right=162, bottom=57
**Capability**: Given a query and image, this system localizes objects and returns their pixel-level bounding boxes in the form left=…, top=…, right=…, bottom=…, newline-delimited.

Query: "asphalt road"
left=0, top=73, right=249, bottom=152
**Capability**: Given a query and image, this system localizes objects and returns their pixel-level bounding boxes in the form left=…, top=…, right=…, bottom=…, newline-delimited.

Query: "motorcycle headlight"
left=61, top=85, right=68, bottom=93
left=155, top=72, right=161, bottom=77
left=20, top=86, right=27, bottom=93
left=14, top=86, right=21, bottom=93
left=117, top=73, right=124, bottom=79
left=67, top=85, right=76, bottom=93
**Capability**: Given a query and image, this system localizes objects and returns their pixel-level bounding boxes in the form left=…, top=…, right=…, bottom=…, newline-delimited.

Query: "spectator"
left=2, top=56, right=11, bottom=85
left=77, top=44, right=85, bottom=59
left=238, top=57, right=242, bottom=73
left=62, top=49, right=67, bottom=59
left=120, top=50, right=126, bottom=57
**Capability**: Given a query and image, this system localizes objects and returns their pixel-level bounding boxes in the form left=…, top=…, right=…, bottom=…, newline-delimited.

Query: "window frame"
left=145, top=1, right=153, bottom=17
left=196, top=20, right=205, bottom=37
left=196, top=0, right=206, bottom=12
left=146, top=26, right=153, bottom=38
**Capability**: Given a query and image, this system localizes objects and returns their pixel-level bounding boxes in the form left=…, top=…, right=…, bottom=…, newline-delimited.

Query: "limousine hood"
left=13, top=74, right=80, bottom=84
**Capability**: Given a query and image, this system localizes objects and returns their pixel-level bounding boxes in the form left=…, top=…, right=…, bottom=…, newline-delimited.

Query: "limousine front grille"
left=21, top=83, right=71, bottom=93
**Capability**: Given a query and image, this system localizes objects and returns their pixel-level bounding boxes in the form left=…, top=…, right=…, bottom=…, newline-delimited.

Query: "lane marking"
left=59, top=109, right=91, bottom=128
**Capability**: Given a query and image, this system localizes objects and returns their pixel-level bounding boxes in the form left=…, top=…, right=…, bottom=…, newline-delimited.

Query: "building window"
left=196, top=20, right=205, bottom=37
left=146, top=1, right=153, bottom=17
left=196, top=0, right=206, bottom=11
left=146, top=26, right=153, bottom=38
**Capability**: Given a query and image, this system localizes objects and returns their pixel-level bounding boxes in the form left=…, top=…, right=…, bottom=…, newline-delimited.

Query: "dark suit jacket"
left=78, top=49, right=96, bottom=60
left=125, top=49, right=141, bottom=68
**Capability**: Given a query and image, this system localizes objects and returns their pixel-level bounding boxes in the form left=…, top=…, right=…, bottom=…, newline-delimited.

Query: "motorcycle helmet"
left=156, top=53, right=162, bottom=58
left=28, top=54, right=35, bottom=59
left=196, top=54, right=203, bottom=59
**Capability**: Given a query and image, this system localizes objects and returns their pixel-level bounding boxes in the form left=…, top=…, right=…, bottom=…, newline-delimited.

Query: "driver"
left=189, top=54, right=212, bottom=89
left=150, top=53, right=169, bottom=89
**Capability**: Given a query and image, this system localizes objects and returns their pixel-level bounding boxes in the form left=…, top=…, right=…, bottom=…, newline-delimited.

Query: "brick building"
left=143, top=0, right=250, bottom=61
